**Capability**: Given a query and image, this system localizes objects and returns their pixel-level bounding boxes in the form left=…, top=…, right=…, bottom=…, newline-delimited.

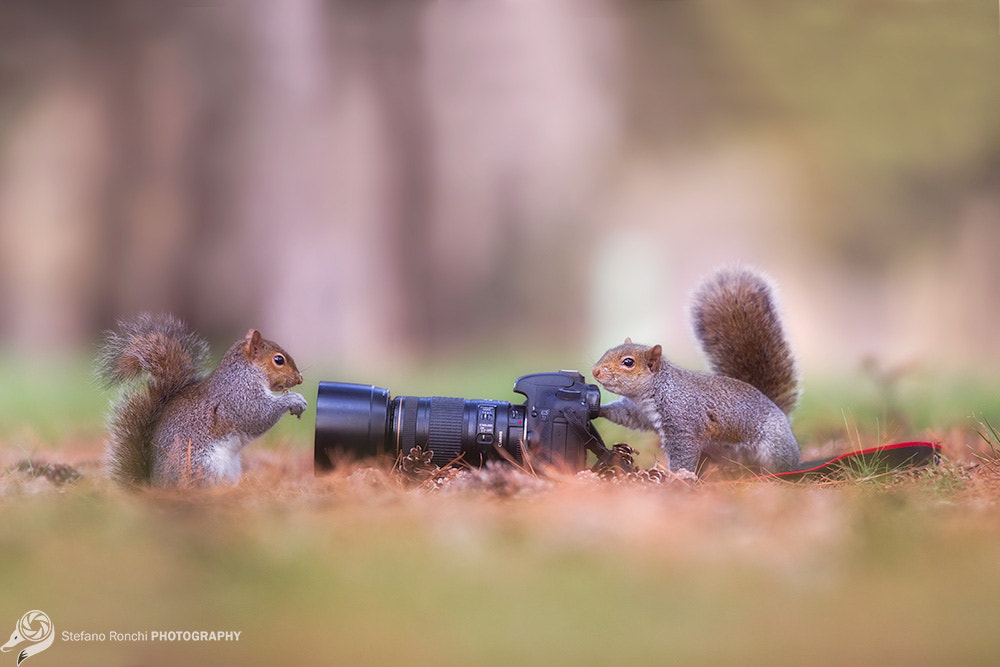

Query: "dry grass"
left=2, top=425, right=1000, bottom=665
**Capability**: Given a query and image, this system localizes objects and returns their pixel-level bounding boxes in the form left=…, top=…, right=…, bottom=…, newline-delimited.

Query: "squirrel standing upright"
left=591, top=267, right=800, bottom=475
left=99, top=312, right=308, bottom=487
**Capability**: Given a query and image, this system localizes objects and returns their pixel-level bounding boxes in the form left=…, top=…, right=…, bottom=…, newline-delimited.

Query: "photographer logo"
left=1, top=611, right=54, bottom=665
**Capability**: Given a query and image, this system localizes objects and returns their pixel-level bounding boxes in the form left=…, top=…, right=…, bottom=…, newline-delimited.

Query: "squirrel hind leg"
left=660, top=438, right=701, bottom=475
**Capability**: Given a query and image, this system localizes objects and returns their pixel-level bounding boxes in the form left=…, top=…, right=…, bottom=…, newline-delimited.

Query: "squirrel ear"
left=624, top=337, right=632, bottom=345
left=647, top=345, right=662, bottom=372
left=243, top=329, right=263, bottom=359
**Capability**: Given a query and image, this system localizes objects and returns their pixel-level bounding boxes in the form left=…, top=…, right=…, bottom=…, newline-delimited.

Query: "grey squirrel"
left=591, top=267, right=800, bottom=476
left=98, top=312, right=308, bottom=486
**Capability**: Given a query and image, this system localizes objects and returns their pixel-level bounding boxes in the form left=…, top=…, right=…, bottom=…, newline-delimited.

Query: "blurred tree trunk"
left=361, top=1, right=435, bottom=351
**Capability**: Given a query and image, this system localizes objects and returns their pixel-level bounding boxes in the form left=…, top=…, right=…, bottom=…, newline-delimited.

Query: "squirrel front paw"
left=286, top=392, right=308, bottom=418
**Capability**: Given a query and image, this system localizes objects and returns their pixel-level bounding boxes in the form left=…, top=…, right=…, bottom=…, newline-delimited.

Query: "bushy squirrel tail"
left=690, top=267, right=800, bottom=414
left=97, top=313, right=209, bottom=485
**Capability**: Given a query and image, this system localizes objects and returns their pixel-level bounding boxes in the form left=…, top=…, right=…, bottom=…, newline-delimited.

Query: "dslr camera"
left=314, top=371, right=613, bottom=472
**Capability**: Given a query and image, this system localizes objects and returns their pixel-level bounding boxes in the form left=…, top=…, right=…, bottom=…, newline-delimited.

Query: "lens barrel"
left=395, top=396, right=465, bottom=464
left=314, top=382, right=526, bottom=470
left=392, top=396, right=524, bottom=467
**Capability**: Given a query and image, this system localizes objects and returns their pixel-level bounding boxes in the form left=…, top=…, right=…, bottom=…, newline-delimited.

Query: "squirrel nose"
left=592, top=366, right=602, bottom=380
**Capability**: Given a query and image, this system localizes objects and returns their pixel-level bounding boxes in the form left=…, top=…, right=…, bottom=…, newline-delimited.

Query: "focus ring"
left=399, top=396, right=419, bottom=453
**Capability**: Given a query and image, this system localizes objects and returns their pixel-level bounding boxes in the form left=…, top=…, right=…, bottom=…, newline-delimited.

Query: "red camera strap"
left=758, top=442, right=941, bottom=481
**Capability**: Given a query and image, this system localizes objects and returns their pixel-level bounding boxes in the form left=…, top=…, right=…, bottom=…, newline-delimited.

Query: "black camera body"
left=314, top=371, right=608, bottom=472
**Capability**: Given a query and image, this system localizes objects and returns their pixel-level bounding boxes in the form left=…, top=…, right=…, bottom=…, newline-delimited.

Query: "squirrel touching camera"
left=99, top=313, right=307, bottom=487
left=592, top=266, right=800, bottom=476
left=99, top=266, right=796, bottom=484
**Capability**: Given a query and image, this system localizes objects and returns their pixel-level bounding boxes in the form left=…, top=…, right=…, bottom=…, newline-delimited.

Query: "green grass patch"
left=0, top=354, right=107, bottom=446
left=795, top=372, right=1000, bottom=443
left=3, top=351, right=999, bottom=460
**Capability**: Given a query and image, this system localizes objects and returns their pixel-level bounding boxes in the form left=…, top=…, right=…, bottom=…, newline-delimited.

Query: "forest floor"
left=2, top=422, right=1000, bottom=665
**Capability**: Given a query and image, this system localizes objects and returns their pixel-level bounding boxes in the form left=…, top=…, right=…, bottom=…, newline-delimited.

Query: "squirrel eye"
left=622, top=357, right=635, bottom=368
left=273, top=354, right=285, bottom=367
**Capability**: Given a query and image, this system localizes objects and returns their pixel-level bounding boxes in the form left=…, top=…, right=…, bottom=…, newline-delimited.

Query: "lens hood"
left=315, top=382, right=391, bottom=470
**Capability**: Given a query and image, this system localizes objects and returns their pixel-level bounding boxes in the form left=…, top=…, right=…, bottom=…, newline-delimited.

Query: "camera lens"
left=391, top=397, right=524, bottom=467
left=393, top=396, right=464, bottom=463
left=314, top=382, right=526, bottom=469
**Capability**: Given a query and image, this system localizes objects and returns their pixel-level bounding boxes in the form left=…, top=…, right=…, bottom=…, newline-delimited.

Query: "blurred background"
left=1, top=0, right=998, bottom=435
left=4, top=6, right=1000, bottom=664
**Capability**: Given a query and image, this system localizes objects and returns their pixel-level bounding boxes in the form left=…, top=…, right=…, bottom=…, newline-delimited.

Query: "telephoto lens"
left=314, top=371, right=605, bottom=472
left=314, top=384, right=526, bottom=470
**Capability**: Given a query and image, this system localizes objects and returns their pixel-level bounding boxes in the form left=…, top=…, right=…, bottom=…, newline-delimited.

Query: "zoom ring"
left=426, top=397, right=465, bottom=464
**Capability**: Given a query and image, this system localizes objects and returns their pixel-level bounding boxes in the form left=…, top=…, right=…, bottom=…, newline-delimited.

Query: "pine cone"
left=592, top=443, right=638, bottom=478
left=398, top=445, right=440, bottom=484
left=15, top=460, right=82, bottom=485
